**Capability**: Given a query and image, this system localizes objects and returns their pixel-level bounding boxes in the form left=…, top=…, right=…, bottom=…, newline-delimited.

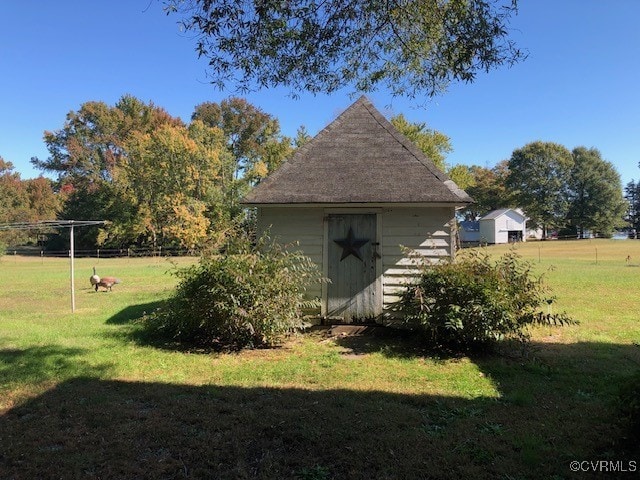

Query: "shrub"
left=143, top=235, right=321, bottom=349
left=398, top=249, right=575, bottom=349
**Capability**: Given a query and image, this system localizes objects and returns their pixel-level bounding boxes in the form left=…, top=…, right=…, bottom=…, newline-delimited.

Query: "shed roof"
left=242, top=96, right=472, bottom=205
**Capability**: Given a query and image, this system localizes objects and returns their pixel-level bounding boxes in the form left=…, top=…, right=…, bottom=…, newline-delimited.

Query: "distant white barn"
left=479, top=208, right=527, bottom=244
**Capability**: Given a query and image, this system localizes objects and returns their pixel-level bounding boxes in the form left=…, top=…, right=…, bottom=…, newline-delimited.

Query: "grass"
left=1, top=241, right=639, bottom=479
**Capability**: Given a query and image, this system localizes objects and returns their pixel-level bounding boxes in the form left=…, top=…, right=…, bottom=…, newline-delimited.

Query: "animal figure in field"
left=90, top=266, right=121, bottom=292
left=89, top=267, right=100, bottom=289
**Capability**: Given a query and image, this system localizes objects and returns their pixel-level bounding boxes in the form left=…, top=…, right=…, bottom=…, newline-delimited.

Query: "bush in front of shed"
left=142, top=234, right=321, bottom=350
left=398, top=249, right=575, bottom=349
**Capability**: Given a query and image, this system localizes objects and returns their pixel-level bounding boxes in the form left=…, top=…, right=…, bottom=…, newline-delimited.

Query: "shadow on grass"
left=104, top=302, right=221, bottom=353
left=105, top=300, right=166, bottom=325
left=2, top=343, right=639, bottom=479
left=0, top=378, right=556, bottom=479
left=328, top=326, right=459, bottom=360
left=0, top=345, right=111, bottom=387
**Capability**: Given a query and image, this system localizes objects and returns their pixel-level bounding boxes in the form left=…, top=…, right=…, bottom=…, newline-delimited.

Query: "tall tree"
left=391, top=114, right=452, bottom=172
left=462, top=161, right=514, bottom=219
left=0, top=158, right=60, bottom=246
left=447, top=164, right=475, bottom=191
left=0, top=158, right=30, bottom=246
left=24, top=177, right=61, bottom=222
left=567, top=147, right=626, bottom=238
left=32, top=101, right=120, bottom=190
left=506, top=141, right=574, bottom=238
left=114, top=120, right=227, bottom=249
left=192, top=97, right=289, bottom=178
left=32, top=96, right=186, bottom=248
left=624, top=180, right=640, bottom=233
left=32, top=95, right=181, bottom=190
left=192, top=97, right=292, bottom=213
left=294, top=126, right=312, bottom=148
left=165, top=0, right=524, bottom=97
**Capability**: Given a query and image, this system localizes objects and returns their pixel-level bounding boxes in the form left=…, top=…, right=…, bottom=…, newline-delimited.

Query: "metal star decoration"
left=334, top=227, right=369, bottom=261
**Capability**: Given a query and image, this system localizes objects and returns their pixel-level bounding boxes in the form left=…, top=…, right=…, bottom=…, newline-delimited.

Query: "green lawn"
left=1, top=242, right=639, bottom=479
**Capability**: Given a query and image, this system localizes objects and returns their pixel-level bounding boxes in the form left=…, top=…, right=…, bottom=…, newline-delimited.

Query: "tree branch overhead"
left=165, top=0, right=525, bottom=97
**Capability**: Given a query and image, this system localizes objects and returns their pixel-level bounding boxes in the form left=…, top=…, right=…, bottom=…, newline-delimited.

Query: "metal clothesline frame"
left=0, top=220, right=107, bottom=313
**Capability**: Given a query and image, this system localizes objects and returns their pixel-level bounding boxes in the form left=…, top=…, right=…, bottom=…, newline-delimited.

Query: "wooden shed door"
left=327, top=214, right=378, bottom=322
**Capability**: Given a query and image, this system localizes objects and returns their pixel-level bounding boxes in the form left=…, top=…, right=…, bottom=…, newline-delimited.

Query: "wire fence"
left=4, top=246, right=195, bottom=258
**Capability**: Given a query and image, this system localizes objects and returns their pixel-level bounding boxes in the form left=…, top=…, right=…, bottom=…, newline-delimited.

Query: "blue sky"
left=1, top=1, right=639, bottom=188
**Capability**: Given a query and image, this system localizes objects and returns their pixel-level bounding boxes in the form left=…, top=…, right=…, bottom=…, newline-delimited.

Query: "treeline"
left=0, top=157, right=60, bottom=247
left=455, top=142, right=629, bottom=239
left=2, top=95, right=308, bottom=251
left=0, top=97, right=633, bottom=251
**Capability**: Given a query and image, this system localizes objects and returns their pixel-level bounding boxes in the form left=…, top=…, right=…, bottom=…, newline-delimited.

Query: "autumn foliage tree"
left=114, top=121, right=228, bottom=250
left=192, top=98, right=293, bottom=216
left=31, top=95, right=188, bottom=248
left=32, top=95, right=294, bottom=250
left=0, top=157, right=60, bottom=248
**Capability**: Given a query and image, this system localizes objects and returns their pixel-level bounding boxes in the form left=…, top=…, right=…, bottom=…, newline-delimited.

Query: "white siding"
left=257, top=205, right=456, bottom=321
left=504, top=210, right=527, bottom=242
left=257, top=207, right=324, bottom=301
left=494, top=216, right=510, bottom=244
left=479, top=210, right=527, bottom=244
left=381, top=207, right=455, bottom=312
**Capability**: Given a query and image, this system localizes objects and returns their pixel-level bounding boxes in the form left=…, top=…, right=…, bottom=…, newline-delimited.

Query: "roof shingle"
left=242, top=96, right=472, bottom=205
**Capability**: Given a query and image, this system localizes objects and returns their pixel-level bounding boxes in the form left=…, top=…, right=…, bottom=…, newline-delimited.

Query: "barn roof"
left=480, top=208, right=527, bottom=221
left=242, top=96, right=472, bottom=205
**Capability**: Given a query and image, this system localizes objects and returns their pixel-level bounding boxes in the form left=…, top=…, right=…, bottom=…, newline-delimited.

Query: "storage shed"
left=479, top=208, right=527, bottom=244
left=242, top=97, right=472, bottom=323
left=459, top=220, right=481, bottom=244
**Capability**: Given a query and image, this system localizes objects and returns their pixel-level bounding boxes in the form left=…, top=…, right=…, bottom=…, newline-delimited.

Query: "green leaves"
left=390, top=114, right=452, bottom=172
left=30, top=95, right=291, bottom=250
left=167, top=0, right=524, bottom=97
left=142, top=233, right=322, bottom=349
left=462, top=161, right=513, bottom=219
left=504, top=142, right=627, bottom=238
left=399, top=249, right=576, bottom=349
left=506, top=141, right=574, bottom=238
left=0, top=158, right=59, bottom=247
left=191, top=97, right=293, bottom=216
left=567, top=147, right=627, bottom=237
